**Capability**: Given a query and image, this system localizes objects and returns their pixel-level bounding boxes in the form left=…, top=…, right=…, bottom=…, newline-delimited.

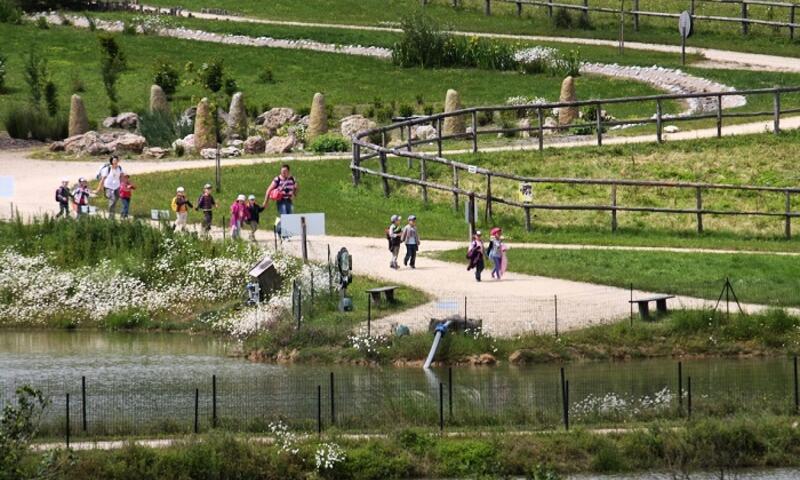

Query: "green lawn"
left=143, top=0, right=800, bottom=57
left=0, top=21, right=672, bottom=126
left=434, top=247, right=800, bottom=307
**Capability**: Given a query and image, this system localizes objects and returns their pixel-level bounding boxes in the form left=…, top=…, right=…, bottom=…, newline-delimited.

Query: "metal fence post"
left=448, top=367, right=454, bottom=418
left=678, top=361, right=684, bottom=412
left=516, top=1, right=522, bottom=16
left=629, top=283, right=634, bottom=326
left=464, top=296, right=468, bottom=330
left=317, top=385, right=322, bottom=435
left=81, top=376, right=87, bottom=432
left=687, top=376, right=693, bottom=419
left=194, top=388, right=199, bottom=434
left=439, top=382, right=445, bottom=431
left=582, top=0, right=589, bottom=25
left=367, top=292, right=372, bottom=337
left=330, top=372, right=336, bottom=425
left=65, top=393, right=70, bottom=448
left=547, top=0, right=553, bottom=17
left=554, top=294, right=559, bottom=337
left=212, top=374, right=217, bottom=428
left=794, top=356, right=799, bottom=414
left=560, top=368, right=569, bottom=431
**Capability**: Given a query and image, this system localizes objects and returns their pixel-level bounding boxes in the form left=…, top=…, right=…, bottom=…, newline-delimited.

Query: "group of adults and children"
left=54, top=157, right=298, bottom=243
left=55, top=156, right=136, bottom=219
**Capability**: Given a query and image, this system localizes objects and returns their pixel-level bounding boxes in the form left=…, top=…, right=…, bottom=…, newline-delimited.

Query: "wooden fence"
left=351, top=86, right=800, bottom=237
left=423, top=0, right=800, bottom=39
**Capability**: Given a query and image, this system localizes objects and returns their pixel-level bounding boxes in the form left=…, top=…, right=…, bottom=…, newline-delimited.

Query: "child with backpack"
left=55, top=178, right=71, bottom=218
left=400, top=215, right=420, bottom=269
left=72, top=178, right=91, bottom=217
left=246, top=195, right=265, bottom=241
left=466, top=230, right=485, bottom=282
left=195, top=184, right=217, bottom=235
left=229, top=194, right=250, bottom=240
left=386, top=214, right=402, bottom=269
left=171, top=187, right=193, bottom=232
left=119, top=174, right=136, bottom=219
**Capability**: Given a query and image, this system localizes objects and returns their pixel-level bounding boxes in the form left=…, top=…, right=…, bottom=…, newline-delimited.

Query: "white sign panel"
left=280, top=213, right=326, bottom=238
left=0, top=176, right=13, bottom=198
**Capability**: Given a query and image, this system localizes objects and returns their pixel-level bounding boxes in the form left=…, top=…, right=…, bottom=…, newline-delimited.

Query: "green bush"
left=98, top=34, right=127, bottom=116
left=196, top=58, right=225, bottom=93
left=23, top=49, right=47, bottom=106
left=398, top=103, right=414, bottom=118
left=70, top=74, right=85, bottom=93
left=0, top=0, right=21, bottom=24
left=44, top=80, right=58, bottom=116
left=104, top=307, right=149, bottom=330
left=152, top=60, right=179, bottom=96
left=138, top=110, right=182, bottom=148
left=3, top=106, right=67, bottom=141
left=35, top=15, right=48, bottom=29
left=307, top=133, right=349, bottom=153
left=553, top=7, right=573, bottom=29
left=257, top=65, right=275, bottom=84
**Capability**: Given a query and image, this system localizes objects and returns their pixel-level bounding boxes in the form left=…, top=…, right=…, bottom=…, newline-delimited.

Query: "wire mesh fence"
left=4, top=357, right=799, bottom=441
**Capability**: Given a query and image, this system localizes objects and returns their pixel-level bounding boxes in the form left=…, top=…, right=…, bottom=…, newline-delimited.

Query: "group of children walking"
left=386, top=214, right=420, bottom=269
left=170, top=185, right=265, bottom=241
left=467, top=227, right=507, bottom=282
left=55, top=174, right=136, bottom=219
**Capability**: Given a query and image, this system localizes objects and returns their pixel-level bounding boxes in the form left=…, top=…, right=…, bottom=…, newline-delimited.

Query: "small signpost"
left=679, top=10, right=693, bottom=66
left=519, top=183, right=533, bottom=204
left=280, top=213, right=326, bottom=263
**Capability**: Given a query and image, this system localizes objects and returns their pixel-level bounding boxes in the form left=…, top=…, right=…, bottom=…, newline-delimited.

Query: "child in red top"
left=119, top=174, right=136, bottom=219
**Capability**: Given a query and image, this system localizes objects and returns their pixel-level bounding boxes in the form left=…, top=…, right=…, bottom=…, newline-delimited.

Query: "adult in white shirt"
left=96, top=155, right=123, bottom=219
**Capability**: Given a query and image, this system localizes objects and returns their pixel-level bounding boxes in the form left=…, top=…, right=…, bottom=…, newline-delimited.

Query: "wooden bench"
left=629, top=294, right=675, bottom=320
left=366, top=286, right=399, bottom=304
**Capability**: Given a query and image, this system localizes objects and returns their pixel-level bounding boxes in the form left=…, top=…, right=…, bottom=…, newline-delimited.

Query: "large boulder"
left=220, top=146, right=242, bottom=157
left=61, top=131, right=145, bottom=156
left=442, top=89, right=465, bottom=136
left=264, top=135, right=296, bottom=155
left=257, top=108, right=298, bottom=137
left=111, top=133, right=146, bottom=154
left=227, top=92, right=248, bottom=139
left=558, top=76, right=579, bottom=127
left=340, top=115, right=377, bottom=139
left=149, top=85, right=170, bottom=114
left=306, top=92, right=327, bottom=140
left=144, top=147, right=168, bottom=159
left=413, top=125, right=437, bottom=141
left=172, top=133, right=195, bottom=152
left=102, top=112, right=139, bottom=130
left=243, top=135, right=266, bottom=154
left=193, top=98, right=217, bottom=151
left=200, top=148, right=217, bottom=160
left=68, top=95, right=89, bottom=138
left=518, top=118, right=531, bottom=139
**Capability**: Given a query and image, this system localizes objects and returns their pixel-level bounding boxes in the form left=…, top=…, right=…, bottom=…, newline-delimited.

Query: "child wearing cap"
left=246, top=195, right=265, bottom=241
left=467, top=230, right=485, bottom=282
left=400, top=215, right=420, bottom=269
left=119, top=174, right=136, bottom=219
left=171, top=187, right=193, bottom=232
left=55, top=178, right=71, bottom=218
left=386, top=214, right=402, bottom=269
left=229, top=194, right=250, bottom=240
left=72, top=178, right=91, bottom=217
left=196, top=184, right=217, bottom=235
left=488, top=227, right=505, bottom=279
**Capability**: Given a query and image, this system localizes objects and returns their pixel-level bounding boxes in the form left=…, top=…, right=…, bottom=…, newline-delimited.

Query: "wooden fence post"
left=691, top=0, right=695, bottom=15
left=611, top=183, right=618, bottom=232
left=485, top=0, right=491, bottom=15
left=582, top=0, right=589, bottom=24
left=741, top=1, right=749, bottom=35
left=437, top=117, right=443, bottom=158
left=596, top=103, right=603, bottom=146
left=525, top=206, right=532, bottom=232
left=547, top=0, right=553, bottom=17
left=790, top=5, right=796, bottom=40
left=716, top=95, right=723, bottom=138
left=786, top=190, right=792, bottom=239
left=633, top=0, right=640, bottom=31
left=379, top=151, right=390, bottom=197
left=452, top=165, right=459, bottom=211
left=471, top=111, right=479, bottom=153
left=407, top=124, right=413, bottom=152
left=696, top=187, right=703, bottom=233
left=537, top=108, right=545, bottom=152
left=485, top=174, right=493, bottom=223
left=420, top=158, right=428, bottom=204
left=516, top=1, right=522, bottom=16
left=656, top=100, right=663, bottom=143
left=352, top=143, right=361, bottom=186
left=774, top=89, right=782, bottom=134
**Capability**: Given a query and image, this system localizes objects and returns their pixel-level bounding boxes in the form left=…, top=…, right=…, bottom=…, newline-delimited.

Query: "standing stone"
left=68, top=94, right=89, bottom=138
left=193, top=97, right=217, bottom=151
left=307, top=92, right=328, bottom=140
left=442, top=89, right=465, bottom=136
left=149, top=85, right=170, bottom=114
left=558, top=76, right=579, bottom=127
left=227, top=92, right=247, bottom=139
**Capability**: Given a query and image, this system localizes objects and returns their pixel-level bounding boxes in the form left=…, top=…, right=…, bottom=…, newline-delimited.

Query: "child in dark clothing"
left=55, top=178, right=71, bottom=218
left=246, top=194, right=265, bottom=241
left=195, top=183, right=217, bottom=234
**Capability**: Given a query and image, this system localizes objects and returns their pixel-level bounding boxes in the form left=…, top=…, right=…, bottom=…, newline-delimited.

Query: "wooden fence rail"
left=351, top=86, right=800, bottom=238
left=421, top=0, right=800, bottom=39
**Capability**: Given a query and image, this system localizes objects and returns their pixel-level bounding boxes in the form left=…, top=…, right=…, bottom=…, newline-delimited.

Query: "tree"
left=44, top=80, right=58, bottom=116
left=23, top=49, right=48, bottom=107
left=98, top=34, right=127, bottom=115
left=152, top=59, right=179, bottom=97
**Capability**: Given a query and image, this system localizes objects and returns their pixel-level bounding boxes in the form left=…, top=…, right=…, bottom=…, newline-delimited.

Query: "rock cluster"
left=102, top=112, right=139, bottom=130
left=340, top=115, right=377, bottom=139
left=264, top=135, right=296, bottom=154
left=50, top=131, right=146, bottom=156
left=243, top=135, right=266, bottom=154
left=257, top=107, right=298, bottom=137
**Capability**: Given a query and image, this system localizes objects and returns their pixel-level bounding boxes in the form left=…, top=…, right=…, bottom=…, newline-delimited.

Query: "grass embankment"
left=26, top=418, right=800, bottom=478
left=435, top=248, right=800, bottom=307
left=0, top=21, right=671, bottom=126
left=130, top=131, right=800, bottom=252
left=145, top=0, right=800, bottom=57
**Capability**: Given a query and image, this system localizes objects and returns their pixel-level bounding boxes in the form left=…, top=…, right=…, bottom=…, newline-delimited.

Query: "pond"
left=1, top=330, right=798, bottom=436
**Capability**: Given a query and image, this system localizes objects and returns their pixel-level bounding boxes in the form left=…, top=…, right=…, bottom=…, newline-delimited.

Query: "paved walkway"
left=141, top=4, right=800, bottom=73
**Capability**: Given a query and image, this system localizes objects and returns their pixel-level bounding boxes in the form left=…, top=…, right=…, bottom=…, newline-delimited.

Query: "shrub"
left=0, top=53, right=6, bottom=94
left=423, top=104, right=434, bottom=116
left=35, top=15, right=48, bottom=29
left=23, top=49, right=48, bottom=106
left=376, top=105, right=394, bottom=124
left=44, top=80, right=58, bottom=116
left=550, top=48, right=582, bottom=77
left=553, top=7, right=573, bottom=29
left=105, top=307, right=149, bottom=329
left=138, top=110, right=184, bottom=148
left=3, top=106, right=68, bottom=141
left=98, top=34, right=127, bottom=116
left=197, top=59, right=224, bottom=93
left=152, top=60, right=179, bottom=96
left=398, top=103, right=414, bottom=118
left=257, top=65, right=275, bottom=84
left=223, top=77, right=238, bottom=98
left=0, top=0, right=22, bottom=24
left=307, top=133, right=349, bottom=153
left=70, top=75, right=85, bottom=93
left=415, top=94, right=424, bottom=105
left=297, top=106, right=310, bottom=117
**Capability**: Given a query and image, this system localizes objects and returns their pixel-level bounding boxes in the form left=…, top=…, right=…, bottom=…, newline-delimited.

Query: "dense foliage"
left=3, top=106, right=67, bottom=141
